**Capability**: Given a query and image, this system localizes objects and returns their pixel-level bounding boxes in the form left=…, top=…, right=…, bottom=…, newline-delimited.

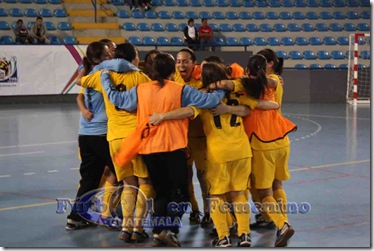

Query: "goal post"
left=346, top=33, right=371, bottom=105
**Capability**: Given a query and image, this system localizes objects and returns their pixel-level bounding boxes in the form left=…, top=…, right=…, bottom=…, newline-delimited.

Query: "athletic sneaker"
left=131, top=230, right=149, bottom=243
left=212, top=236, right=232, bottom=247
left=119, top=230, right=132, bottom=242
left=189, top=211, right=202, bottom=225
left=250, top=213, right=276, bottom=229
left=210, top=222, right=237, bottom=237
left=238, top=233, right=251, bottom=247
left=200, top=213, right=214, bottom=228
left=275, top=223, right=294, bottom=247
left=152, top=234, right=166, bottom=247
left=65, top=218, right=94, bottom=231
left=157, top=230, right=181, bottom=247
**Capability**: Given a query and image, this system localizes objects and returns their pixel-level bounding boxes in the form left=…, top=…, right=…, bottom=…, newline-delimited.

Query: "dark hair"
left=100, top=39, right=113, bottom=45
left=201, top=18, right=207, bottom=23
left=241, top=54, right=268, bottom=99
left=178, top=48, right=196, bottom=62
left=17, top=19, right=23, bottom=24
left=202, top=55, right=224, bottom=65
left=82, top=41, right=106, bottom=73
left=36, top=16, right=43, bottom=21
left=202, top=62, right=229, bottom=89
left=188, top=18, right=194, bottom=24
left=144, top=49, right=160, bottom=62
left=114, top=43, right=137, bottom=62
left=152, top=53, right=176, bottom=87
left=257, top=48, right=284, bottom=75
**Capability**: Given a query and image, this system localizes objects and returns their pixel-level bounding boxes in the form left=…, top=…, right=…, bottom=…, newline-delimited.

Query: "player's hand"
left=149, top=113, right=165, bottom=125
left=101, top=69, right=109, bottom=74
left=82, top=109, right=93, bottom=121
left=211, top=101, right=229, bottom=116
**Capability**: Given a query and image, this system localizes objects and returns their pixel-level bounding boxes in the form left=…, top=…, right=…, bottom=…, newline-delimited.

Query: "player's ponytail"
left=201, top=62, right=229, bottom=89
left=241, top=54, right=268, bottom=99
left=257, top=48, right=283, bottom=75
left=274, top=57, right=284, bottom=75
left=152, top=53, right=176, bottom=87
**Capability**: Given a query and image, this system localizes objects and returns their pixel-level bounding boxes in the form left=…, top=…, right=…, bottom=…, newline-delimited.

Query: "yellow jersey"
left=81, top=70, right=151, bottom=141
left=269, top=73, right=283, bottom=116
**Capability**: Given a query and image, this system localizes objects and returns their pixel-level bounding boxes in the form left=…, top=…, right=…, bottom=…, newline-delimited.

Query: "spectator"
left=198, top=18, right=215, bottom=52
left=129, top=0, right=140, bottom=11
left=140, top=0, right=152, bottom=10
left=30, top=17, right=50, bottom=44
left=183, top=19, right=200, bottom=51
left=13, top=19, right=32, bottom=44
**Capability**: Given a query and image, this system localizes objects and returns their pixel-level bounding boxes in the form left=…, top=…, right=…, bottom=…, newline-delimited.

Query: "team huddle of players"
left=65, top=39, right=297, bottom=248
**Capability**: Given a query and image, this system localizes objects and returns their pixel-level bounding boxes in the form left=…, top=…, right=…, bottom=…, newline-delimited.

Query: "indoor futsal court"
left=0, top=102, right=370, bottom=247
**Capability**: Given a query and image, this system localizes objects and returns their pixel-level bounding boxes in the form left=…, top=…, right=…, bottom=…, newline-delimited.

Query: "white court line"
left=0, top=151, right=45, bottom=157
left=47, top=170, right=59, bottom=173
left=0, top=141, right=76, bottom=149
left=70, top=168, right=79, bottom=170
left=23, top=172, right=35, bottom=176
left=0, top=175, right=11, bottom=178
left=285, top=113, right=370, bottom=121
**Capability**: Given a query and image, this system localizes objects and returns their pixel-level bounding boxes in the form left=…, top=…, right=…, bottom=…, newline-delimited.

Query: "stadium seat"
left=229, top=0, right=242, bottom=7
left=294, top=0, right=306, bottom=6
left=123, top=22, right=136, bottom=31
left=190, top=0, right=201, bottom=6
left=346, top=11, right=359, bottom=19
left=292, top=12, right=305, bottom=20
left=239, top=12, right=251, bottom=19
left=281, top=37, right=294, bottom=46
left=268, top=37, right=280, bottom=46
left=309, top=37, right=322, bottom=45
left=165, top=23, right=178, bottom=31
left=20, top=0, right=32, bottom=3
left=145, top=10, right=157, bottom=19
left=164, top=0, right=175, bottom=6
left=203, top=0, right=215, bottom=6
left=361, top=11, right=370, bottom=19
left=260, top=24, right=272, bottom=32
left=157, top=37, right=170, bottom=45
left=320, top=12, right=332, bottom=19
left=276, top=51, right=288, bottom=59
left=27, top=21, right=35, bottom=29
left=226, top=11, right=239, bottom=20
left=45, top=21, right=56, bottom=30
left=287, top=23, right=300, bottom=32
left=1, top=36, right=14, bottom=44
left=137, top=23, right=150, bottom=31
left=58, top=22, right=72, bottom=30
left=117, top=10, right=129, bottom=18
left=219, top=23, right=232, bottom=32
left=214, top=37, right=225, bottom=46
left=289, top=51, right=303, bottom=60
left=49, top=0, right=61, bottom=3
left=266, top=12, right=278, bottom=20
left=358, top=36, right=368, bottom=45
left=303, top=51, right=317, bottom=59
left=112, top=0, right=124, bottom=5
left=170, top=37, right=184, bottom=45
left=346, top=0, right=358, bottom=6
left=48, top=35, right=60, bottom=44
left=130, top=10, right=143, bottom=18
left=39, top=8, right=52, bottom=17
left=54, top=9, right=67, bottom=17
left=199, top=11, right=211, bottom=19
left=158, top=11, right=171, bottom=19
left=273, top=23, right=286, bottom=32
left=325, top=64, right=337, bottom=69
left=360, top=51, right=370, bottom=59
left=226, top=37, right=240, bottom=45
left=319, top=0, right=332, bottom=6
left=346, top=51, right=353, bottom=59
left=151, top=23, right=164, bottom=31
left=317, top=50, right=331, bottom=59
left=240, top=37, right=252, bottom=46
left=279, top=12, right=291, bottom=20
left=128, top=36, right=142, bottom=46
left=210, top=23, right=219, bottom=31
left=232, top=23, right=245, bottom=32
left=253, top=12, right=265, bottom=19
left=301, top=23, right=314, bottom=31
left=269, top=0, right=281, bottom=6
left=176, top=0, right=188, bottom=6
left=216, top=0, right=229, bottom=6
left=282, top=0, right=293, bottom=7
left=339, top=64, right=348, bottom=69
left=310, top=64, right=322, bottom=69
left=256, top=0, right=268, bottom=7
left=337, top=36, right=349, bottom=45
left=332, top=11, right=345, bottom=19
left=295, top=37, right=308, bottom=45
left=307, top=0, right=319, bottom=7
left=316, top=23, right=328, bottom=32
left=357, top=23, right=370, bottom=31
left=343, top=23, right=356, bottom=31
left=10, top=8, right=23, bottom=17
left=358, top=64, right=366, bottom=69
left=330, top=23, right=342, bottom=31
left=306, top=11, right=318, bottom=20
left=360, top=0, right=370, bottom=7
left=185, top=11, right=198, bottom=19
left=324, top=37, right=336, bottom=45
left=142, top=36, right=156, bottom=46
left=178, top=23, right=187, bottom=31
left=11, top=21, right=18, bottom=29
left=242, top=0, right=255, bottom=6
left=295, top=64, right=307, bottom=69
left=246, top=24, right=259, bottom=32
left=34, top=0, right=47, bottom=3
left=172, top=11, right=184, bottom=19
left=212, top=11, right=225, bottom=19
left=151, top=0, right=163, bottom=5
left=254, top=37, right=267, bottom=46
left=333, top=0, right=345, bottom=7
left=331, top=50, right=345, bottom=59
left=0, top=8, right=7, bottom=17
left=63, top=36, right=76, bottom=45
left=4, top=0, right=17, bottom=3
left=24, top=8, right=38, bottom=17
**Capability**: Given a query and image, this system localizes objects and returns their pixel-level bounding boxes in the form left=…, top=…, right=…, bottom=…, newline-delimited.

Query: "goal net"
left=346, top=33, right=371, bottom=105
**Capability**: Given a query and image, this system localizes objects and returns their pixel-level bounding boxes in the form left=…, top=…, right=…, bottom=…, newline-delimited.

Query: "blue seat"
left=49, top=0, right=61, bottom=3
left=216, top=0, right=228, bottom=6
left=294, top=0, right=306, bottom=6
left=185, top=11, right=198, bottom=19
left=343, top=23, right=356, bottom=31
left=346, top=0, right=358, bottom=6
left=117, top=10, right=129, bottom=18
left=164, top=0, right=175, bottom=6
left=260, top=24, right=272, bottom=32
left=330, top=23, right=343, bottom=31
left=317, top=50, right=331, bottom=59
left=357, top=23, right=370, bottom=31
left=254, top=37, right=267, bottom=46
left=0, top=8, right=7, bottom=17
left=10, top=8, right=23, bottom=17
left=306, top=11, right=318, bottom=20
left=144, top=10, right=157, bottom=19
left=54, top=9, right=67, bottom=17
left=333, top=0, right=345, bottom=6
left=360, top=51, right=370, bottom=59
left=253, top=11, right=265, bottom=19
left=316, top=23, right=328, bottom=32
left=240, top=37, right=252, bottom=46
left=203, top=0, right=215, bottom=6
left=229, top=0, right=242, bottom=6
left=269, top=0, right=281, bottom=6
left=39, top=8, right=52, bottom=17
left=268, top=37, right=280, bottom=46
left=332, top=11, right=345, bottom=19
left=172, top=11, right=184, bottom=19
left=45, top=21, right=56, bottom=30
left=331, top=50, right=345, bottom=59
left=307, top=0, right=319, bottom=6
left=281, top=37, right=294, bottom=46
left=292, top=12, right=305, bottom=20
left=346, top=51, right=353, bottom=59
left=339, top=64, right=348, bottom=69
left=309, top=37, right=322, bottom=45
left=320, top=12, right=332, bottom=19
left=27, top=21, right=35, bottom=29
left=246, top=23, right=258, bottom=32
left=276, top=51, right=288, bottom=59
left=131, top=10, right=143, bottom=18
left=24, top=8, right=37, bottom=17
left=190, top=0, right=201, bottom=6
left=58, top=22, right=72, bottom=30
left=301, top=23, right=314, bottom=31
left=199, top=11, right=211, bottom=19
left=319, top=0, right=332, bottom=6
left=157, top=37, right=170, bottom=45
left=170, top=37, right=184, bottom=45
left=358, top=36, right=368, bottom=45
left=128, top=36, right=142, bottom=46
left=112, top=0, right=124, bottom=5
left=137, top=23, right=150, bottom=31
left=361, top=11, right=370, bottom=19
left=358, top=64, right=367, bottom=69
left=123, top=22, right=136, bottom=31
left=4, top=0, right=17, bottom=3
left=151, top=23, right=164, bottom=31
left=142, top=37, right=156, bottom=46
left=242, top=0, right=255, bottom=6
left=1, top=36, right=14, bottom=44
left=226, top=37, right=239, bottom=45
left=34, top=0, right=47, bottom=3
left=178, top=23, right=187, bottom=31
left=256, top=0, right=268, bottom=7
left=158, top=11, right=170, bottom=19
left=210, top=23, right=219, bottom=31
left=266, top=12, right=278, bottom=20
left=279, top=12, right=291, bottom=20
left=347, top=11, right=359, bottom=19
left=176, top=0, right=188, bottom=5
left=295, top=37, right=308, bottom=45
left=239, top=12, right=251, bottom=19
left=282, top=0, right=293, bottom=6
left=360, top=0, right=370, bottom=7
left=63, top=36, right=76, bottom=45
left=47, top=35, right=60, bottom=44
left=165, top=23, right=178, bottom=31
left=151, top=0, right=163, bottom=5
left=287, top=23, right=300, bottom=32
left=11, top=21, right=18, bottom=29
left=289, top=51, right=303, bottom=60
left=303, top=51, right=317, bottom=59
left=310, top=64, right=322, bottom=69
left=295, top=64, right=307, bottom=69
left=219, top=23, right=232, bottom=32
left=232, top=23, right=245, bottom=32
left=214, top=37, right=225, bottom=46
left=20, top=0, right=32, bottom=3
left=212, top=11, right=225, bottom=19
left=324, top=37, right=336, bottom=45
left=337, top=36, right=349, bottom=45
left=273, top=23, right=286, bottom=32
left=226, top=11, right=238, bottom=20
